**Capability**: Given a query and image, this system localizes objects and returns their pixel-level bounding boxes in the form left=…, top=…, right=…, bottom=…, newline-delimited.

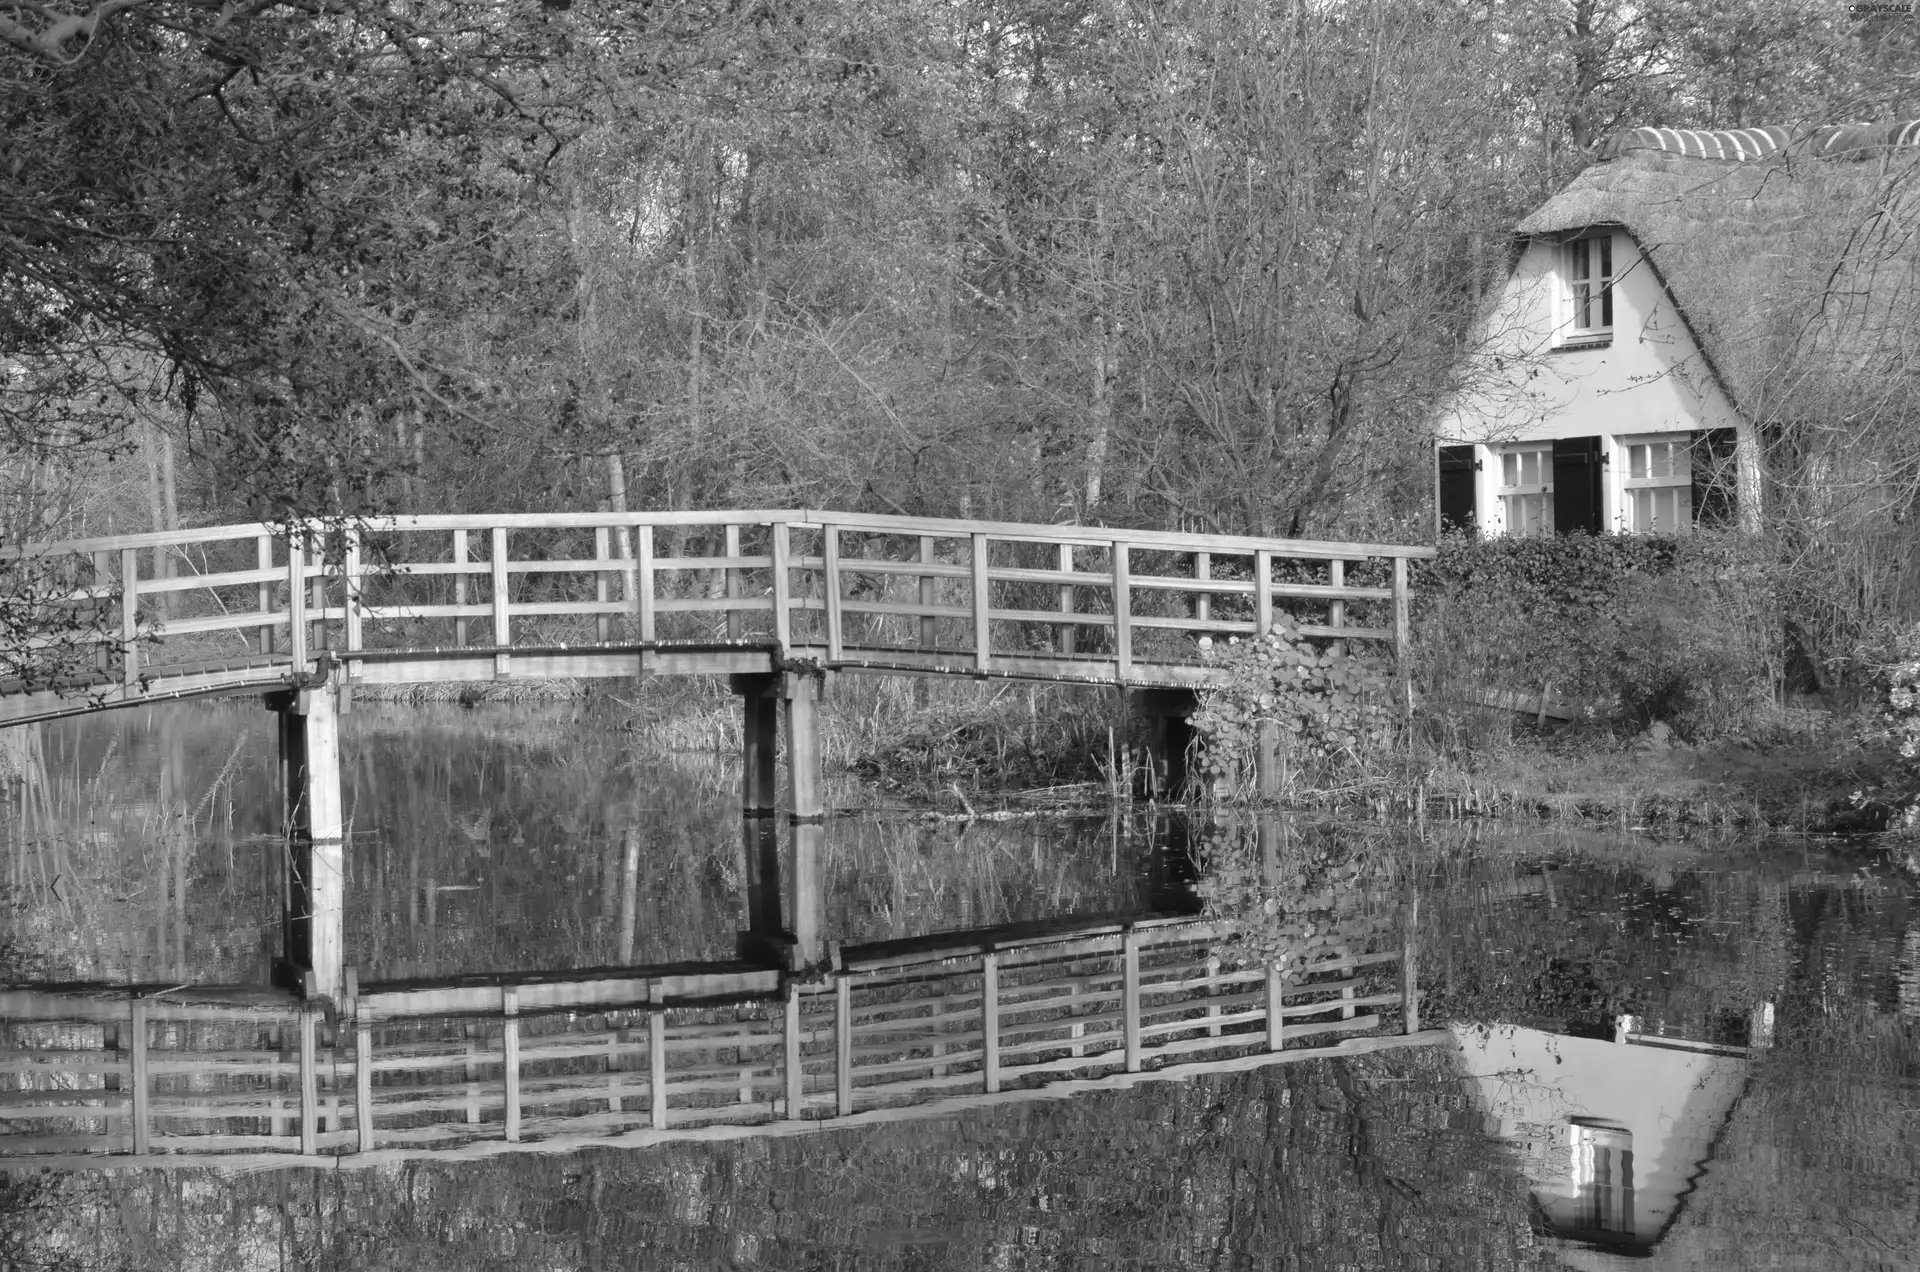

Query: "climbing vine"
left=1188, top=623, right=1397, bottom=800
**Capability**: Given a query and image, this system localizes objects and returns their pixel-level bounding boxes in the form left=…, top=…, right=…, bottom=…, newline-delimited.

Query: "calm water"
left=2, top=701, right=1916, bottom=1271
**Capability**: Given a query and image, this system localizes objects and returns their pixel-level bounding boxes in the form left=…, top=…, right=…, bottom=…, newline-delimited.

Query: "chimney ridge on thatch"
left=1600, top=119, right=1920, bottom=164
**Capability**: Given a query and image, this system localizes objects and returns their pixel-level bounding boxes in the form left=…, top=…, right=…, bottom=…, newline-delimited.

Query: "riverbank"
left=348, top=677, right=1917, bottom=836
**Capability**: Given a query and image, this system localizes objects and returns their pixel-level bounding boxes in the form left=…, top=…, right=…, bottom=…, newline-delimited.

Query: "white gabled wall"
left=1435, top=229, right=1758, bottom=534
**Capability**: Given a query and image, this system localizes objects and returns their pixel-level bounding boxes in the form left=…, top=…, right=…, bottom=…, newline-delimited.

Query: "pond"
left=2, top=701, right=1915, bottom=1270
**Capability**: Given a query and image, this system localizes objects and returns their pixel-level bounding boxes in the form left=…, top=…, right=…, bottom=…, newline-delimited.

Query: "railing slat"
left=503, top=988, right=520, bottom=1142
left=1122, top=930, right=1141, bottom=1072
left=982, top=953, right=1001, bottom=1094
left=490, top=527, right=511, bottom=678
left=725, top=524, right=743, bottom=642
left=355, top=1027, right=375, bottom=1152
left=1255, top=550, right=1272, bottom=637
left=835, top=977, right=853, bottom=1116
left=119, top=547, right=139, bottom=688
left=1057, top=543, right=1076, bottom=656
left=919, top=537, right=938, bottom=651
left=1112, top=544, right=1131, bottom=683
left=970, top=534, right=990, bottom=673
left=129, top=1000, right=150, bottom=1154
left=769, top=524, right=788, bottom=648
left=824, top=525, right=843, bottom=661
left=595, top=528, right=611, bottom=644
left=257, top=536, right=275, bottom=654
left=298, top=1007, right=318, bottom=1156
left=636, top=525, right=656, bottom=642
left=649, top=1011, right=667, bottom=1129
left=783, top=983, right=802, bottom=1119
left=452, top=529, right=469, bottom=648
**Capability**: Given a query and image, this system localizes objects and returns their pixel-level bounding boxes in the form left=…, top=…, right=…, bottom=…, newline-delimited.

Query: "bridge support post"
left=730, top=671, right=826, bottom=971
left=1254, top=719, right=1283, bottom=800
left=271, top=681, right=346, bottom=1005
left=785, top=671, right=827, bottom=969
left=1131, top=689, right=1196, bottom=801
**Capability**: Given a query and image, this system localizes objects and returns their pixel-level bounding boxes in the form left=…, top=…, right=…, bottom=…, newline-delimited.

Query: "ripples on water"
left=1, top=702, right=1915, bottom=1270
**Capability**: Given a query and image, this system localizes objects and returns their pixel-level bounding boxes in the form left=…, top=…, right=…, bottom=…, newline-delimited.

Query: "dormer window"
left=1565, top=236, right=1614, bottom=343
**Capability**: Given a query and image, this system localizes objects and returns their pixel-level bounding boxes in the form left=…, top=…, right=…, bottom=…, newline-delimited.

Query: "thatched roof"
left=1511, top=140, right=1920, bottom=422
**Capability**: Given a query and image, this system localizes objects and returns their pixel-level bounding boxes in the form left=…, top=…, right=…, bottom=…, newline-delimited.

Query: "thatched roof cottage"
left=1433, top=124, right=1920, bottom=539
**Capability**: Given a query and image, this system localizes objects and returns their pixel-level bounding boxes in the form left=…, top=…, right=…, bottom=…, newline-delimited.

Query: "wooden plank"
left=127, top=999, right=150, bottom=1155
left=4, top=512, right=1436, bottom=563
left=0, top=1088, right=135, bottom=1113
left=982, top=953, right=1000, bottom=1094
left=1254, top=551, right=1272, bottom=637
left=355, top=1027, right=374, bottom=1152
left=1056, top=543, right=1076, bottom=655
left=298, top=1007, right=318, bottom=1156
left=1122, top=931, right=1142, bottom=1073
left=5, top=1032, right=1458, bottom=1174
left=1112, top=544, right=1131, bottom=682
left=1401, top=897, right=1420, bottom=1034
left=1327, top=560, right=1346, bottom=654
left=1266, top=961, right=1285, bottom=1051
left=970, top=534, right=991, bottom=673
left=343, top=528, right=363, bottom=671
left=919, top=537, right=938, bottom=650
left=834, top=599, right=973, bottom=623
left=725, top=524, right=743, bottom=642
left=119, top=547, right=139, bottom=687
left=256, top=535, right=276, bottom=654
left=465, top=1037, right=482, bottom=1125
left=649, top=1011, right=668, bottom=1130
left=452, top=528, right=469, bottom=646
left=651, top=553, right=773, bottom=572
left=768, top=523, right=789, bottom=648
left=835, top=977, right=853, bottom=1116
left=820, top=554, right=970, bottom=581
left=782, top=985, right=802, bottom=1119
left=490, top=526, right=511, bottom=677
left=498, top=995, right=523, bottom=1145
left=1204, top=957, right=1222, bottom=1036
left=595, top=527, right=611, bottom=643
left=823, top=525, right=843, bottom=660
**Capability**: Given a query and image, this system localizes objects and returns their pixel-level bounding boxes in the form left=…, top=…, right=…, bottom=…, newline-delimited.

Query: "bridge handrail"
left=0, top=509, right=1435, bottom=716
left=0, top=510, right=1437, bottom=562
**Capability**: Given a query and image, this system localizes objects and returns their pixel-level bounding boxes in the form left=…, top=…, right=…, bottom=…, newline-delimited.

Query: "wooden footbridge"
left=0, top=511, right=1439, bottom=1131
left=0, top=509, right=1432, bottom=722
left=0, top=909, right=1442, bottom=1172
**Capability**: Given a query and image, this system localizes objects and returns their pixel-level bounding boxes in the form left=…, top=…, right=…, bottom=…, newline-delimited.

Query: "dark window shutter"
left=1690, top=428, right=1739, bottom=527
left=1553, top=436, right=1605, bottom=534
left=1438, top=445, right=1477, bottom=535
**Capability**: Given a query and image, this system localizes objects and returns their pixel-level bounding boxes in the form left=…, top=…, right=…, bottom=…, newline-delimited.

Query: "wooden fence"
left=0, top=511, right=1436, bottom=719
left=0, top=914, right=1431, bottom=1169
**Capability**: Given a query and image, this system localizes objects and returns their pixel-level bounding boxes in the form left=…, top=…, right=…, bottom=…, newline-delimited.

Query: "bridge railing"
left=0, top=512, right=1434, bottom=691
left=0, top=913, right=1429, bottom=1166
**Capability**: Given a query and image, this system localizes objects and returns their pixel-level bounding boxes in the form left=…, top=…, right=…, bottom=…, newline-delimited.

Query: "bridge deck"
left=0, top=510, right=1433, bottom=725
left=0, top=914, right=1425, bottom=1169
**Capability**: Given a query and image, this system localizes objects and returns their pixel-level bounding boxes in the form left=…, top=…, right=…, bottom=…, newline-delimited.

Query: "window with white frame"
left=1497, top=444, right=1554, bottom=536
left=1569, top=1120, right=1634, bottom=1235
left=1620, top=434, right=1692, bottom=532
left=1565, top=236, right=1614, bottom=341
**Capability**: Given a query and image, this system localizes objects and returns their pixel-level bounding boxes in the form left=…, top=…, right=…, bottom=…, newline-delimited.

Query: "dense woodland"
left=4, top=0, right=1918, bottom=546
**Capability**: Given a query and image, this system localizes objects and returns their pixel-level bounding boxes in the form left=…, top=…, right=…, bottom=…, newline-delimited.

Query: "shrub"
left=1414, top=531, right=1782, bottom=744
left=1188, top=622, right=1398, bottom=801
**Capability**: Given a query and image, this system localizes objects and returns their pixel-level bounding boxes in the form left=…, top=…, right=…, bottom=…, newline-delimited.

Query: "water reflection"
left=1, top=704, right=1916, bottom=1269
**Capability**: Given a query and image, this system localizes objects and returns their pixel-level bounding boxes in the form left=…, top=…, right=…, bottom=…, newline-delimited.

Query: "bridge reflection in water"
left=2, top=907, right=1437, bottom=1171
left=0, top=508, right=1444, bottom=1170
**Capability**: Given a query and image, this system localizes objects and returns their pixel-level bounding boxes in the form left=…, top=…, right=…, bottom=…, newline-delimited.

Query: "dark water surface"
left=3, top=702, right=1916, bottom=1271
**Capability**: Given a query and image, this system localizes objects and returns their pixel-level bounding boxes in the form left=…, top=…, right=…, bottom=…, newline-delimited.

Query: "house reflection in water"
left=1451, top=1009, right=1770, bottom=1268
